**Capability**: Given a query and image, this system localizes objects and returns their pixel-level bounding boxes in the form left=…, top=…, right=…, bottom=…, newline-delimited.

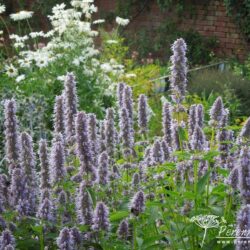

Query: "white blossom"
left=116, top=17, right=129, bottom=26
left=10, top=11, right=34, bottom=21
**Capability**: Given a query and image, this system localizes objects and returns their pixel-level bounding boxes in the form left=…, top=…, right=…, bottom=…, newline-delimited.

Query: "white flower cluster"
left=116, top=17, right=129, bottom=26
left=4, top=0, right=127, bottom=92
left=0, top=4, right=5, bottom=14
left=10, top=11, right=34, bottom=21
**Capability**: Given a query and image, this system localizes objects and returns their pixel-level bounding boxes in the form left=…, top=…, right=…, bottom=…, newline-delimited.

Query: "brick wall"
left=95, top=0, right=249, bottom=61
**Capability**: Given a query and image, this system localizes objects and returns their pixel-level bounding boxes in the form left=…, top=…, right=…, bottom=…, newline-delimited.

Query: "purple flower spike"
left=37, top=198, right=55, bottom=222
left=105, top=108, right=116, bottom=159
left=76, top=181, right=93, bottom=225
left=188, top=104, right=197, bottom=138
left=151, top=139, right=164, bottom=165
left=239, top=146, right=250, bottom=204
left=117, top=83, right=125, bottom=108
left=170, top=38, right=188, bottom=104
left=190, top=125, right=206, bottom=151
left=92, top=202, right=110, bottom=232
left=138, top=94, right=149, bottom=135
left=64, top=72, right=78, bottom=145
left=39, top=139, right=51, bottom=189
left=4, top=99, right=20, bottom=174
left=196, top=104, right=204, bottom=128
left=162, top=101, right=173, bottom=146
left=50, top=135, right=66, bottom=185
left=57, top=227, right=74, bottom=250
left=98, top=152, right=109, bottom=186
left=236, top=205, right=250, bottom=250
left=20, top=132, right=37, bottom=215
left=75, top=112, right=97, bottom=182
left=119, top=107, right=134, bottom=158
left=117, top=219, right=129, bottom=240
left=130, top=191, right=145, bottom=216
left=0, top=229, right=15, bottom=250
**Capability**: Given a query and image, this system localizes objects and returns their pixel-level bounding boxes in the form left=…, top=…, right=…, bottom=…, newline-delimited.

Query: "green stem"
left=201, top=228, right=207, bottom=247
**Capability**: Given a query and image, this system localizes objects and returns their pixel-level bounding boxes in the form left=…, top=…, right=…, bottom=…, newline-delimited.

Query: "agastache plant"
left=88, top=113, right=98, bottom=165
left=105, top=108, right=116, bottom=160
left=238, top=146, right=250, bottom=204
left=92, top=202, right=110, bottom=232
left=50, top=133, right=66, bottom=185
left=209, top=96, right=227, bottom=128
left=236, top=205, right=250, bottom=250
left=119, top=107, right=134, bottom=158
left=4, top=99, right=20, bottom=174
left=117, top=219, right=129, bottom=240
left=130, top=191, right=145, bottom=216
left=162, top=101, right=173, bottom=146
left=56, top=227, right=74, bottom=250
left=117, top=82, right=125, bottom=108
left=75, top=111, right=97, bottom=182
left=169, top=38, right=187, bottom=104
left=98, top=152, right=109, bottom=186
left=76, top=181, right=93, bottom=225
left=39, top=139, right=51, bottom=189
left=20, top=132, right=37, bottom=215
left=53, top=95, right=65, bottom=135
left=196, top=104, right=204, bottom=128
left=37, top=198, right=55, bottom=222
left=64, top=72, right=78, bottom=145
left=0, top=229, right=15, bottom=250
left=138, top=94, right=149, bottom=136
left=188, top=104, right=197, bottom=138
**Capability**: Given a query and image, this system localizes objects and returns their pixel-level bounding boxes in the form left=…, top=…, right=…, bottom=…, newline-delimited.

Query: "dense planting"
left=0, top=36, right=249, bottom=250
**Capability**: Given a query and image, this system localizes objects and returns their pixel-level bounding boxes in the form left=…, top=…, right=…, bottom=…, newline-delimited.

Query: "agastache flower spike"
left=138, top=94, right=149, bottom=135
left=105, top=108, right=116, bottom=159
left=64, top=72, right=78, bottom=145
left=239, top=117, right=250, bottom=142
left=37, top=198, right=55, bottom=222
left=151, top=139, right=164, bottom=164
left=190, top=125, right=206, bottom=151
left=119, top=107, right=134, bottom=158
left=162, top=101, right=173, bottom=146
left=117, top=219, right=129, bottom=240
left=171, top=120, right=181, bottom=151
left=236, top=205, right=250, bottom=250
left=99, top=121, right=106, bottom=153
left=188, top=104, right=197, bottom=138
left=98, top=152, right=109, bottom=186
left=130, top=191, right=145, bottom=216
left=0, top=229, right=15, bottom=250
left=57, top=227, right=74, bottom=250
left=75, top=112, right=97, bottom=182
left=70, top=227, right=81, bottom=248
left=53, top=95, right=65, bottom=135
left=239, top=146, right=250, bottom=204
left=92, top=202, right=110, bottom=232
left=50, top=134, right=66, bottom=185
left=117, top=82, right=125, bottom=108
left=20, top=132, right=37, bottom=214
left=209, top=96, right=226, bottom=128
left=170, top=38, right=188, bottom=104
left=0, top=174, right=9, bottom=208
left=88, top=113, right=98, bottom=165
left=196, top=104, right=204, bottom=128
left=132, top=173, right=140, bottom=187
left=4, top=99, right=20, bottom=174
left=123, top=85, right=133, bottom=121
left=76, top=181, right=93, bottom=225
left=161, top=140, right=171, bottom=161
left=39, top=139, right=51, bottom=189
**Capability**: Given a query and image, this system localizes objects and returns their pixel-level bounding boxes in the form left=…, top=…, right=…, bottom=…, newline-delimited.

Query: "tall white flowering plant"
left=0, top=1, right=126, bottom=117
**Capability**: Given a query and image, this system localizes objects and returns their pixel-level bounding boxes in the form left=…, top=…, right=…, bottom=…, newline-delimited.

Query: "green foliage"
left=224, top=0, right=250, bottom=40
left=188, top=68, right=250, bottom=119
left=126, top=24, right=217, bottom=66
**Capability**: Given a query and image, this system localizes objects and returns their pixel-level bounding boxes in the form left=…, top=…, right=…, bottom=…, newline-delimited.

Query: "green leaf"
left=110, top=211, right=129, bottom=222
left=197, top=170, right=211, bottom=194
